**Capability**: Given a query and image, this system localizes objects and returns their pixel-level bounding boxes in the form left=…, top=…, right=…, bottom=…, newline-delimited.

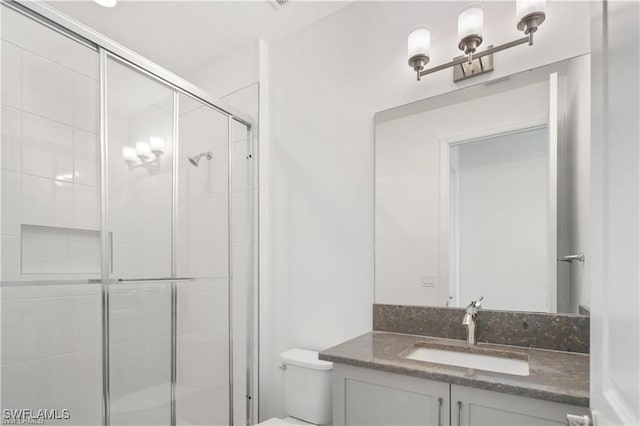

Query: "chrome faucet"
left=462, top=296, right=484, bottom=345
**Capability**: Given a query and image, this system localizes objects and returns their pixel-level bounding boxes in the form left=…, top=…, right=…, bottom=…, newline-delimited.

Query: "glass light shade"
left=122, top=146, right=138, bottom=163
left=408, top=26, right=431, bottom=59
left=149, top=137, right=165, bottom=154
left=458, top=5, right=484, bottom=39
left=93, top=0, right=117, bottom=7
left=136, top=141, right=152, bottom=160
left=516, top=0, right=546, bottom=21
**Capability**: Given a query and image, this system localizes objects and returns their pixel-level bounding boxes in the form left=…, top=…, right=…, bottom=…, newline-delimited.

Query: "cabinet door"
left=451, top=384, right=589, bottom=426
left=333, top=364, right=449, bottom=426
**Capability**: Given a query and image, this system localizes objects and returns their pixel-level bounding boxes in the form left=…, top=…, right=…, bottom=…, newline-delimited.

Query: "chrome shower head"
left=188, top=151, right=212, bottom=167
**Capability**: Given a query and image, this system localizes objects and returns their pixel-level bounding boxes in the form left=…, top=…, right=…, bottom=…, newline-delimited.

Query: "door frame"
left=439, top=119, right=550, bottom=308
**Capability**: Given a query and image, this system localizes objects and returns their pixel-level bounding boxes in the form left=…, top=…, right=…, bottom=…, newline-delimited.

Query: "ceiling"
left=45, top=0, right=352, bottom=76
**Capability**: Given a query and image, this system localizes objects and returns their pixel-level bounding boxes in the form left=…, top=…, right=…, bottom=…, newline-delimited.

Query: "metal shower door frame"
left=3, top=2, right=257, bottom=426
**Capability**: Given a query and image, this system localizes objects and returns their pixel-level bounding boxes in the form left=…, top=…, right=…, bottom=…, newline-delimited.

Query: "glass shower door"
left=105, top=59, right=233, bottom=426
left=1, top=5, right=103, bottom=425
left=106, top=57, right=174, bottom=425
left=175, top=94, right=231, bottom=426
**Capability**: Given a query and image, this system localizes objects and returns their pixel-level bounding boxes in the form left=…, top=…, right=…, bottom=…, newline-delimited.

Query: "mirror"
left=374, top=55, right=590, bottom=314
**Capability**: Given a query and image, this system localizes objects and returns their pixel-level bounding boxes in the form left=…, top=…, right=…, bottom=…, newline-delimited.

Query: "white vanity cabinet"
left=332, top=364, right=589, bottom=426
left=332, top=364, right=450, bottom=426
left=451, top=385, right=589, bottom=426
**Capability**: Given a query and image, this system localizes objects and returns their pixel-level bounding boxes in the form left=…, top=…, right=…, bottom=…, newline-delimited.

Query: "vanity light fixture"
left=408, top=0, right=546, bottom=81
left=123, top=137, right=165, bottom=170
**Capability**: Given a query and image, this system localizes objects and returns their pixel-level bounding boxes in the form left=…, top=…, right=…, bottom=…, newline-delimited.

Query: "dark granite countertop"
left=319, top=331, right=589, bottom=407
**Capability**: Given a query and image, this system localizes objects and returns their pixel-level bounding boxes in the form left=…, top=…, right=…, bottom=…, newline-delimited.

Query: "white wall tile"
left=187, top=195, right=228, bottom=247
left=105, top=89, right=133, bottom=143
left=1, top=41, right=21, bottom=110
left=2, top=171, right=21, bottom=236
left=67, top=230, right=100, bottom=274
left=109, top=290, right=148, bottom=345
left=178, top=333, right=228, bottom=388
left=1, top=363, right=23, bottom=409
left=73, top=184, right=100, bottom=231
left=22, top=51, right=74, bottom=125
left=22, top=233, right=67, bottom=274
left=176, top=385, right=228, bottom=426
left=141, top=244, right=172, bottom=278
left=73, top=74, right=98, bottom=133
left=145, top=336, right=171, bottom=387
left=2, top=7, right=98, bottom=80
left=21, top=354, right=75, bottom=410
left=179, top=106, right=228, bottom=152
left=22, top=175, right=73, bottom=228
left=1, top=235, right=21, bottom=281
left=22, top=113, right=74, bottom=182
left=1, top=106, right=21, bottom=172
left=231, top=191, right=249, bottom=243
left=144, top=288, right=171, bottom=339
left=109, top=340, right=147, bottom=400
left=73, top=294, right=100, bottom=351
left=21, top=297, right=75, bottom=360
left=72, top=349, right=101, bottom=406
left=20, top=283, right=100, bottom=300
left=187, top=244, right=228, bottom=278
left=180, top=289, right=228, bottom=337
left=1, top=299, right=22, bottom=364
left=71, top=402, right=101, bottom=426
left=74, top=129, right=100, bottom=187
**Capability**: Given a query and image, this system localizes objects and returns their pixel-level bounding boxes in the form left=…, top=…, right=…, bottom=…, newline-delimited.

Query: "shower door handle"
left=557, top=253, right=585, bottom=263
left=115, top=277, right=195, bottom=283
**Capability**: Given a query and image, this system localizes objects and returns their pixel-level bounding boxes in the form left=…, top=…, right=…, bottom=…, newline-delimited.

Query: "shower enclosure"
left=0, top=2, right=257, bottom=425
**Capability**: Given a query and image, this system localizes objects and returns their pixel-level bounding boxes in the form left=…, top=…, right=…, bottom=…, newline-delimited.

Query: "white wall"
left=266, top=0, right=590, bottom=420
left=589, top=1, right=640, bottom=424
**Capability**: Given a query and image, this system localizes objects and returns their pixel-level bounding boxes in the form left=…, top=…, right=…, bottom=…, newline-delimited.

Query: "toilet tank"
left=280, top=349, right=333, bottom=425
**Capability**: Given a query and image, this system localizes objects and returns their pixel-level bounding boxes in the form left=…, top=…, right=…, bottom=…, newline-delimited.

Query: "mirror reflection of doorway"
left=447, top=126, right=555, bottom=312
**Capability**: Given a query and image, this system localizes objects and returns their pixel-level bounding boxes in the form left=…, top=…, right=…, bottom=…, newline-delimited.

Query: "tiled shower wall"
left=1, top=6, right=103, bottom=425
left=1, top=6, right=257, bottom=426
left=1, top=7, right=101, bottom=282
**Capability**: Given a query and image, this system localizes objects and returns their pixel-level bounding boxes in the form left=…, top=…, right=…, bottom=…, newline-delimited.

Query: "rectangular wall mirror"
left=375, top=55, right=590, bottom=314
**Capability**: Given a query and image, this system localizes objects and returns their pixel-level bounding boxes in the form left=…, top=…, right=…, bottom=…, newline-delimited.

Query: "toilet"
left=258, top=348, right=334, bottom=425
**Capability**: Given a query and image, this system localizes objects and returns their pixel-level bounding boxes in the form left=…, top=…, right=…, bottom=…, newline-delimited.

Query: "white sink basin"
left=405, top=347, right=530, bottom=376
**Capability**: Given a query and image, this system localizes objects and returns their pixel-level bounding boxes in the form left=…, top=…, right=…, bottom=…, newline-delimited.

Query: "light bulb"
left=122, top=146, right=138, bottom=164
left=408, top=26, right=431, bottom=61
left=136, top=141, right=152, bottom=160
left=458, top=5, right=484, bottom=40
left=149, top=137, right=165, bottom=155
left=516, top=0, right=546, bottom=22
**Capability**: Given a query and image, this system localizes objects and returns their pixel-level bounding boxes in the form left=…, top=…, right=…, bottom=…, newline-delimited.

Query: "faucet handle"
left=466, top=296, right=484, bottom=312
left=473, top=296, right=484, bottom=308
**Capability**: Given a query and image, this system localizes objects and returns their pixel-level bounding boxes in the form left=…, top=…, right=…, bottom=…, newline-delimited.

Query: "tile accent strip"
left=373, top=304, right=590, bottom=353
